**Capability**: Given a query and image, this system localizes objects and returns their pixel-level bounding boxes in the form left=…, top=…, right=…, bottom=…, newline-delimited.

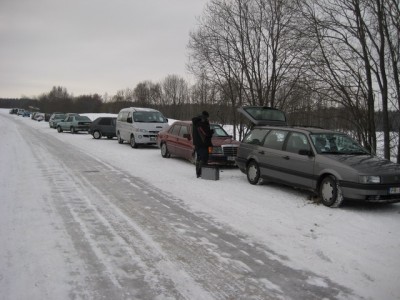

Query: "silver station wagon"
left=236, top=106, right=400, bottom=207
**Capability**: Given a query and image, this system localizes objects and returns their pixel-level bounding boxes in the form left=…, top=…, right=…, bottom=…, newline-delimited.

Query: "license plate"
left=150, top=137, right=156, bottom=141
left=389, top=187, right=400, bottom=194
left=227, top=156, right=235, bottom=161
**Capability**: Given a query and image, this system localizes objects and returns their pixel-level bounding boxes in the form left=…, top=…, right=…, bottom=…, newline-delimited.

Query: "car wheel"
left=93, top=130, right=102, bottom=139
left=247, top=160, right=260, bottom=185
left=57, top=126, right=63, bottom=133
left=71, top=127, right=76, bottom=134
left=319, top=175, right=344, bottom=207
left=130, top=135, right=138, bottom=148
left=117, top=132, right=123, bottom=144
left=161, top=142, right=170, bottom=158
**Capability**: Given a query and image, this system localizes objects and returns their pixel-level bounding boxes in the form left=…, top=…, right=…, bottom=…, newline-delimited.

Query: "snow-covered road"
left=1, top=110, right=399, bottom=299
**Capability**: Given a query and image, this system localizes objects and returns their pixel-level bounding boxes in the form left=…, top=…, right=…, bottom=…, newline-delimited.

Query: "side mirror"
left=183, top=133, right=191, bottom=140
left=299, top=149, right=314, bottom=156
left=127, top=117, right=132, bottom=123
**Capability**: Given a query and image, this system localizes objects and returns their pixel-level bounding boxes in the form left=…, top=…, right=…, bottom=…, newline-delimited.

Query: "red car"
left=157, top=120, right=240, bottom=165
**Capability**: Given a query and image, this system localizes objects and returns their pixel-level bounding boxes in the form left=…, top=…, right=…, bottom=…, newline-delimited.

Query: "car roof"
left=170, top=120, right=223, bottom=127
left=119, top=107, right=159, bottom=112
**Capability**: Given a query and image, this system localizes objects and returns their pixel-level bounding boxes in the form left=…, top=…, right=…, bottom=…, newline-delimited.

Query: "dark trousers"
left=195, top=146, right=209, bottom=177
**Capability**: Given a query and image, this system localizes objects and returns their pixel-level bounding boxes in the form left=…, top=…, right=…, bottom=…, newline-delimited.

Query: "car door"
left=99, top=118, right=111, bottom=135
left=281, top=132, right=315, bottom=189
left=166, top=124, right=181, bottom=156
left=175, top=124, right=193, bottom=160
left=258, top=129, right=289, bottom=182
left=62, top=116, right=73, bottom=130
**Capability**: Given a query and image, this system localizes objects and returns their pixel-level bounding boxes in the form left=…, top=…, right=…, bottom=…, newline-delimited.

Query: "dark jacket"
left=192, top=116, right=213, bottom=147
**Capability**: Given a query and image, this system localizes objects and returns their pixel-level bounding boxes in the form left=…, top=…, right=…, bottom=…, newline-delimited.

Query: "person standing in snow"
left=192, top=111, right=214, bottom=178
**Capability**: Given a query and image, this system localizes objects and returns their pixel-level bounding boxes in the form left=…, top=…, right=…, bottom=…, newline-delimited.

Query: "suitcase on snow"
left=201, top=165, right=220, bottom=180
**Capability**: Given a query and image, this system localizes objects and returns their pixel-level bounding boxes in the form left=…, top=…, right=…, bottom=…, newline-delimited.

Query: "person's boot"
left=196, top=160, right=202, bottom=178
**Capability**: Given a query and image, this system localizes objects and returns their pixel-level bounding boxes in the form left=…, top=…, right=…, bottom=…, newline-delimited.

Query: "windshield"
left=76, top=116, right=91, bottom=121
left=211, top=124, right=230, bottom=137
left=310, top=133, right=369, bottom=155
left=133, top=111, right=167, bottom=123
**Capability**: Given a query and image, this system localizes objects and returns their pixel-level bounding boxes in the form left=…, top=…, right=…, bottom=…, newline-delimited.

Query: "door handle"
left=258, top=150, right=265, bottom=155
left=283, top=155, right=290, bottom=160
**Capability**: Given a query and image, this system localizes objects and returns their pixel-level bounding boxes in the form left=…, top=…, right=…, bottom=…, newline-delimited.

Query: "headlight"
left=210, top=146, right=223, bottom=154
left=359, top=175, right=381, bottom=184
left=135, top=128, right=147, bottom=133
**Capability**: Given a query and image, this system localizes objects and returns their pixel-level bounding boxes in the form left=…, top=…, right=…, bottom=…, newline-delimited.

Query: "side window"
left=171, top=125, right=181, bottom=136
left=285, top=132, right=310, bottom=154
left=179, top=125, right=189, bottom=137
left=99, top=118, right=111, bottom=125
left=243, top=128, right=269, bottom=145
left=263, top=130, right=288, bottom=150
left=119, top=111, right=129, bottom=122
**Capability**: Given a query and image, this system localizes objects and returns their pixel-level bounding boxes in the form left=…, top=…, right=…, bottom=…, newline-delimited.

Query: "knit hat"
left=202, top=111, right=209, bottom=118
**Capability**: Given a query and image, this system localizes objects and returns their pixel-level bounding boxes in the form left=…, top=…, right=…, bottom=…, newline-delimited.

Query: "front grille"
left=381, top=174, right=400, bottom=184
left=222, top=145, right=238, bottom=157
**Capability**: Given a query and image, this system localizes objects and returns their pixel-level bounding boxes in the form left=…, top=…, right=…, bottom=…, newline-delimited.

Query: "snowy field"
left=1, top=108, right=399, bottom=300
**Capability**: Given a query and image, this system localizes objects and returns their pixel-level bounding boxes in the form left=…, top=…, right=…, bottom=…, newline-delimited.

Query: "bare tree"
left=299, top=0, right=399, bottom=157
left=162, top=75, right=189, bottom=106
left=298, top=0, right=379, bottom=152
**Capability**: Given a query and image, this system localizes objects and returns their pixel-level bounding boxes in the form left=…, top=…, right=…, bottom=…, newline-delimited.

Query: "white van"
left=116, top=107, right=169, bottom=148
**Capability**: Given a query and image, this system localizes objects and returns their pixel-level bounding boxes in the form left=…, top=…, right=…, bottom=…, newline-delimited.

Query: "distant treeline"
left=1, top=97, right=398, bottom=133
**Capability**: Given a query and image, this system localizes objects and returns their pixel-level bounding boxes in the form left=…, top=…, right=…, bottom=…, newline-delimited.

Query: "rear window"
left=243, top=107, right=286, bottom=123
left=76, top=116, right=91, bottom=121
left=243, top=128, right=269, bottom=145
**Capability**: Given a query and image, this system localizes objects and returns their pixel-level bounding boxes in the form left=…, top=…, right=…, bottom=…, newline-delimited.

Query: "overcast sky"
left=0, top=0, right=208, bottom=98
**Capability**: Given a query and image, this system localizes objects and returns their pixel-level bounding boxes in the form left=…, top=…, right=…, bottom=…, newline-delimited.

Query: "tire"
left=319, top=175, right=344, bottom=207
left=93, top=130, right=102, bottom=139
left=57, top=126, right=63, bottom=133
left=246, top=160, right=260, bottom=185
left=161, top=142, right=170, bottom=158
left=130, top=135, right=138, bottom=148
left=117, top=132, right=123, bottom=144
left=71, top=127, right=76, bottom=134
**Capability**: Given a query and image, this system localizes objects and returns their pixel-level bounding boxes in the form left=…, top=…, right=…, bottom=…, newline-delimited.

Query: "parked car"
left=32, top=112, right=45, bottom=121
left=57, top=115, right=92, bottom=133
left=236, top=106, right=400, bottom=207
left=9, top=108, right=18, bottom=114
left=157, top=120, right=240, bottom=165
left=116, top=107, right=169, bottom=148
left=17, top=109, right=30, bottom=117
left=49, top=113, right=67, bottom=128
left=89, top=117, right=117, bottom=139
